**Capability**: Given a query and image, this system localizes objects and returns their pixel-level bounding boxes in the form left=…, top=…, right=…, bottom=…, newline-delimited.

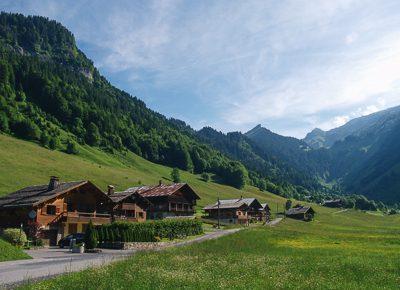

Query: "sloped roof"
left=113, top=183, right=200, bottom=200
left=203, top=197, right=261, bottom=210
left=285, top=206, right=314, bottom=215
left=0, top=181, right=88, bottom=208
left=203, top=200, right=247, bottom=210
left=108, top=190, right=151, bottom=206
left=260, top=203, right=270, bottom=210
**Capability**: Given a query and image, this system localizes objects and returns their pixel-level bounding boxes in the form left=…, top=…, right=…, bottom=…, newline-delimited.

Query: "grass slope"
left=19, top=205, right=400, bottom=289
left=0, top=239, right=30, bottom=262
left=0, top=134, right=285, bottom=208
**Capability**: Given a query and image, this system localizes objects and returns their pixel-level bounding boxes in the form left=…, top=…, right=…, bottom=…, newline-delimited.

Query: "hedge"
left=95, top=219, right=203, bottom=243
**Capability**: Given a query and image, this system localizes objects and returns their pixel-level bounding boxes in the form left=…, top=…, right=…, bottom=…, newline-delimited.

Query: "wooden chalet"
left=260, top=203, right=271, bottom=222
left=0, top=177, right=113, bottom=245
left=107, top=185, right=150, bottom=222
left=119, top=182, right=200, bottom=219
left=285, top=205, right=315, bottom=221
left=322, top=199, right=343, bottom=208
left=203, top=197, right=264, bottom=224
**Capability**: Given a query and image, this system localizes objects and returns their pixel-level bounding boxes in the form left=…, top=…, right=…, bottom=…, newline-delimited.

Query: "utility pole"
left=217, top=196, right=220, bottom=229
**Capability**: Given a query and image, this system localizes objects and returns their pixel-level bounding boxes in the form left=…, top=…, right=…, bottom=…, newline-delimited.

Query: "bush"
left=201, top=172, right=210, bottom=182
left=66, top=139, right=79, bottom=154
left=2, top=228, right=28, bottom=246
left=97, top=219, right=203, bottom=244
left=49, top=137, right=59, bottom=150
left=171, top=168, right=181, bottom=183
left=84, top=220, right=98, bottom=249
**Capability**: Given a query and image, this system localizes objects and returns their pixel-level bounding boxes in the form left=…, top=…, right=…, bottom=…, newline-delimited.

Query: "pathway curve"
left=266, top=217, right=284, bottom=226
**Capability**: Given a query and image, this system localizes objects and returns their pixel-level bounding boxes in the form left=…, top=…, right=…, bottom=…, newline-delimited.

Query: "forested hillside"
left=0, top=12, right=248, bottom=189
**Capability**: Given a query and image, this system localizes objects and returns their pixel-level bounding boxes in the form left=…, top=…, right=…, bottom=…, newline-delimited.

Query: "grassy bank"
left=19, top=206, right=400, bottom=289
left=0, top=133, right=285, bottom=208
left=0, top=239, right=31, bottom=262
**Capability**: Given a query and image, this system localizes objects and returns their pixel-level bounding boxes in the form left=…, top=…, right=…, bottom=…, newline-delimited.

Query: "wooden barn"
left=203, top=197, right=265, bottom=224
left=118, top=182, right=200, bottom=219
left=285, top=205, right=315, bottom=221
left=107, top=185, right=150, bottom=222
left=0, top=177, right=113, bottom=245
left=260, top=203, right=271, bottom=222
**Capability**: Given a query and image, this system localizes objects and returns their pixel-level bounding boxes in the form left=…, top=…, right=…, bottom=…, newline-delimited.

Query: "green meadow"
left=0, top=239, right=31, bottom=262
left=19, top=206, right=400, bottom=289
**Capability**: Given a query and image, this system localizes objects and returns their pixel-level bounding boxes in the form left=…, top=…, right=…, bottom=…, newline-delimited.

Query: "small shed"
left=285, top=206, right=315, bottom=221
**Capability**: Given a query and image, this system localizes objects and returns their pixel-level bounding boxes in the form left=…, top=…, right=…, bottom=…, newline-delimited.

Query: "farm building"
left=285, top=205, right=315, bottom=221
left=117, top=182, right=200, bottom=219
left=322, top=199, right=343, bottom=208
left=260, top=203, right=272, bottom=222
left=0, top=177, right=113, bottom=245
left=107, top=185, right=150, bottom=222
left=203, top=197, right=267, bottom=224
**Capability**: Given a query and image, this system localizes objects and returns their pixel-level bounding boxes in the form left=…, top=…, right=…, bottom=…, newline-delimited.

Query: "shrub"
left=66, top=139, right=79, bottom=154
left=2, top=228, right=28, bottom=246
left=49, top=137, right=59, bottom=150
left=171, top=168, right=181, bottom=183
left=201, top=172, right=210, bottom=182
left=285, top=199, right=292, bottom=210
left=97, top=219, right=203, bottom=244
left=84, top=220, right=98, bottom=249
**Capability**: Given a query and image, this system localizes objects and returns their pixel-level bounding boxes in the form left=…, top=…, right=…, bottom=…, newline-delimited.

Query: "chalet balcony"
left=113, top=216, right=139, bottom=222
left=60, top=211, right=112, bottom=224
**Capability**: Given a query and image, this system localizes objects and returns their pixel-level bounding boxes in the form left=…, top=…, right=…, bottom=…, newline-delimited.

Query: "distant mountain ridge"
left=304, top=105, right=400, bottom=149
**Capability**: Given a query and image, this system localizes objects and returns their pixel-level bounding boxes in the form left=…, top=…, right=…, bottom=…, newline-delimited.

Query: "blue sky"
left=2, top=0, right=400, bottom=138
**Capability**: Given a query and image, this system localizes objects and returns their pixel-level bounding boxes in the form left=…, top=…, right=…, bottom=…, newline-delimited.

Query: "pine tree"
left=171, top=168, right=181, bottom=183
left=84, top=220, right=98, bottom=249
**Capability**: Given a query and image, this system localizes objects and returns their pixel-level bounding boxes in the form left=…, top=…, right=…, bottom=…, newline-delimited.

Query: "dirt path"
left=0, top=228, right=241, bottom=288
left=266, top=217, right=284, bottom=226
left=332, top=209, right=349, bottom=214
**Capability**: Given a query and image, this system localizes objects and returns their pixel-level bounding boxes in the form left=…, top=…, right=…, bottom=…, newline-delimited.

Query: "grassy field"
left=0, top=133, right=285, bottom=208
left=0, top=239, right=31, bottom=262
left=18, top=205, right=400, bottom=289
left=2, top=134, right=400, bottom=288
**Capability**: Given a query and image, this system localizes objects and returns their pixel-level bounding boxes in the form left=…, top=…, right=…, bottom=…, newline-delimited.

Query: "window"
left=46, top=205, right=57, bottom=215
left=138, top=212, right=144, bottom=218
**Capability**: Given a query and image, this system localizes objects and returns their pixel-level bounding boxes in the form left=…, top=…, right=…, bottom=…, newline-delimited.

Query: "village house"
left=203, top=197, right=266, bottom=224
left=0, top=177, right=113, bottom=245
left=260, top=203, right=272, bottom=222
left=117, top=182, right=200, bottom=219
left=107, top=185, right=150, bottom=222
left=285, top=205, right=315, bottom=221
left=322, top=199, right=343, bottom=208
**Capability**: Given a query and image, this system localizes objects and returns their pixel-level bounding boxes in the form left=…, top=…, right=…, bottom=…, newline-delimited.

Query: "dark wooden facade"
left=120, top=183, right=200, bottom=220
left=108, top=188, right=149, bottom=223
left=285, top=206, right=315, bottom=221
left=0, top=177, right=113, bottom=245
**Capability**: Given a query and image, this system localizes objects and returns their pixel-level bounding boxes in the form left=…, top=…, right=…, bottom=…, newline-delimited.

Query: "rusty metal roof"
left=113, top=183, right=200, bottom=200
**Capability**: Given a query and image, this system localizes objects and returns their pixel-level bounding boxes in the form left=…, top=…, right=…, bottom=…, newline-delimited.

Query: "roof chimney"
left=48, top=176, right=59, bottom=191
left=159, top=180, right=162, bottom=186
left=107, top=185, right=114, bottom=195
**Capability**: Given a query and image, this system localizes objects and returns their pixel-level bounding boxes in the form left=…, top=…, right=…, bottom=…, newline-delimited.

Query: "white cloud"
left=345, top=32, right=358, bottom=44
left=2, top=0, right=400, bottom=138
